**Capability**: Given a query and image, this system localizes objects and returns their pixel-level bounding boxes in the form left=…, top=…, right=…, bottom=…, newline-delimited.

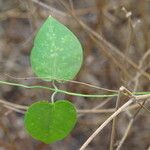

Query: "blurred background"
left=0, top=0, right=150, bottom=150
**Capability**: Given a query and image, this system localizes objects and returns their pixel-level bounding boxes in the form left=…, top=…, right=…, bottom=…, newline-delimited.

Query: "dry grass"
left=0, top=0, right=150, bottom=150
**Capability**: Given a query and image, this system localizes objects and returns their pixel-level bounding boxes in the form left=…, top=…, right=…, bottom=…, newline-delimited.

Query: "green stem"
left=0, top=80, right=149, bottom=98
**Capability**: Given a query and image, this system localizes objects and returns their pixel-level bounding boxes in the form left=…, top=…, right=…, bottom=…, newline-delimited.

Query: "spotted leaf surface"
left=30, top=16, right=83, bottom=81
left=24, top=100, right=77, bottom=144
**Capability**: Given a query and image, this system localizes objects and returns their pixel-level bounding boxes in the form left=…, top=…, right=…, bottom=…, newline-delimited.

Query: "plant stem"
left=0, top=80, right=150, bottom=99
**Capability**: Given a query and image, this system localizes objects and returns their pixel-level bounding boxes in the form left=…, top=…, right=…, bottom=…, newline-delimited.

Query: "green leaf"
left=30, top=16, right=83, bottom=81
left=24, top=100, right=77, bottom=144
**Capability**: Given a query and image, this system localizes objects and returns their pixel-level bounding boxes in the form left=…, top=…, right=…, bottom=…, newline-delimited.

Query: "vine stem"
left=5, top=74, right=118, bottom=93
left=50, top=80, right=58, bottom=103
left=0, top=80, right=117, bottom=98
left=0, top=80, right=149, bottom=99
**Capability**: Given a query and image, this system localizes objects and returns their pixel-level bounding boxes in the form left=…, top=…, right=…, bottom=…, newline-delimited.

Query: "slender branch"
left=77, top=98, right=150, bottom=114
left=116, top=119, right=134, bottom=150
left=109, top=90, right=121, bottom=150
left=79, top=99, right=134, bottom=150
left=79, top=89, right=150, bottom=150
left=116, top=99, right=148, bottom=150
left=0, top=80, right=149, bottom=99
left=5, top=74, right=118, bottom=93
left=0, top=99, right=27, bottom=110
left=58, top=0, right=150, bottom=80
left=78, top=98, right=111, bottom=117
left=0, top=80, right=118, bottom=98
left=0, top=97, right=149, bottom=116
left=115, top=48, right=150, bottom=149
left=4, top=105, right=26, bottom=114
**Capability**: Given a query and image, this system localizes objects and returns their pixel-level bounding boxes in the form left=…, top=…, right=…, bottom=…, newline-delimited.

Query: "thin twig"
left=116, top=48, right=150, bottom=149
left=78, top=98, right=111, bottom=117
left=4, top=105, right=26, bottom=114
left=0, top=80, right=119, bottom=98
left=137, top=102, right=150, bottom=113
left=79, top=99, right=134, bottom=150
left=0, top=99, right=28, bottom=110
left=77, top=98, right=150, bottom=114
left=116, top=99, right=147, bottom=150
left=58, top=0, right=150, bottom=80
left=5, top=74, right=118, bottom=93
left=116, top=119, right=134, bottom=150
left=79, top=88, right=150, bottom=150
left=109, top=89, right=122, bottom=150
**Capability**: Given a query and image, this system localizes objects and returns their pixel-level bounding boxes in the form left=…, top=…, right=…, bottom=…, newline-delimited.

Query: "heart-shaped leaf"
left=30, top=16, right=83, bottom=81
left=24, top=100, right=77, bottom=144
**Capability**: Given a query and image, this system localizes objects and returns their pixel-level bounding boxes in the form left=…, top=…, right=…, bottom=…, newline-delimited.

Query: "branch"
left=79, top=87, right=150, bottom=150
